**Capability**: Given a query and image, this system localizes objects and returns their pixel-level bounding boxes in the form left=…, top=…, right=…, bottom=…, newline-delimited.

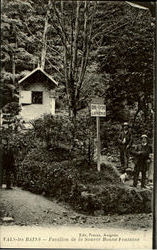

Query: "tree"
left=1, top=0, right=37, bottom=109
left=1, top=0, right=154, bottom=133
left=48, top=1, right=98, bottom=121
left=95, top=2, right=154, bottom=125
left=1, top=0, right=56, bottom=109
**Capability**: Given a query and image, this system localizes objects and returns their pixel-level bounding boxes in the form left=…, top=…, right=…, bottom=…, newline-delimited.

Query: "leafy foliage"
left=95, top=2, right=154, bottom=125
left=32, top=114, right=74, bottom=150
left=16, top=155, right=152, bottom=214
left=31, top=114, right=96, bottom=163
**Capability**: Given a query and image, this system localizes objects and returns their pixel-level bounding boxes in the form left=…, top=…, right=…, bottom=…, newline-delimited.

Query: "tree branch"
left=51, top=0, right=70, bottom=45
left=78, top=1, right=88, bottom=91
left=69, top=4, right=74, bottom=80
left=46, top=58, right=64, bottom=77
left=41, top=0, right=51, bottom=69
left=59, top=1, right=70, bottom=104
left=72, top=1, right=81, bottom=79
left=77, top=2, right=97, bottom=100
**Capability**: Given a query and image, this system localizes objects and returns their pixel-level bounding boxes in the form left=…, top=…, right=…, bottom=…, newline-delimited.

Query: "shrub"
left=17, top=164, right=79, bottom=202
left=17, top=150, right=152, bottom=215
left=31, top=114, right=96, bottom=163
left=31, top=114, right=74, bottom=150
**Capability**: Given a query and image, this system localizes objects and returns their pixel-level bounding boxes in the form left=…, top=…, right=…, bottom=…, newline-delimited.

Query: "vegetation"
left=1, top=1, right=154, bottom=215
left=16, top=151, right=152, bottom=215
left=1, top=1, right=154, bottom=126
left=0, top=113, right=152, bottom=215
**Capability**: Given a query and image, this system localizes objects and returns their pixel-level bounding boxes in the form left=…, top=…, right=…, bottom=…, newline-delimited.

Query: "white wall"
left=19, top=82, right=55, bottom=121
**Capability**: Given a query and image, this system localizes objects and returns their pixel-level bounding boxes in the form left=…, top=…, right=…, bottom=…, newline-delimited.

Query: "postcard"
left=0, top=1, right=156, bottom=249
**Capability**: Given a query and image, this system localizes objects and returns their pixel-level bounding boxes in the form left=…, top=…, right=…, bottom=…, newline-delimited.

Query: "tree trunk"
left=40, top=0, right=51, bottom=70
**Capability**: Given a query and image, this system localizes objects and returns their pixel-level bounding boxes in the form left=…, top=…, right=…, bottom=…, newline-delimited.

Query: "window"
left=32, top=91, right=43, bottom=104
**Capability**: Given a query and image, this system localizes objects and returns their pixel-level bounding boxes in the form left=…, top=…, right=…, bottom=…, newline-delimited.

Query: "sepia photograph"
left=0, top=0, right=156, bottom=249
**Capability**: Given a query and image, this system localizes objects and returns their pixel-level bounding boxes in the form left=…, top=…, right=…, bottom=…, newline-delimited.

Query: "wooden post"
left=91, top=97, right=105, bottom=171
left=96, top=116, right=101, bottom=172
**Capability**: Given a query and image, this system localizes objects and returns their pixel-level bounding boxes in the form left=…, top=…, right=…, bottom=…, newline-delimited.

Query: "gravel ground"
left=0, top=187, right=152, bottom=230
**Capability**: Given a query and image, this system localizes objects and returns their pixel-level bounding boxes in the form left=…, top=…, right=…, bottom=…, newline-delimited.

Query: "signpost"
left=91, top=98, right=106, bottom=172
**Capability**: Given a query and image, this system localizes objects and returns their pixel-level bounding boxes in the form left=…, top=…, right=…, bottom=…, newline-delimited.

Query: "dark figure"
left=131, top=135, right=152, bottom=188
left=118, top=122, right=132, bottom=172
left=0, top=139, right=16, bottom=189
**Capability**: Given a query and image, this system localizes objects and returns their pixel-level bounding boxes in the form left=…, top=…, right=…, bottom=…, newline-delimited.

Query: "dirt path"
left=0, top=187, right=153, bottom=248
left=0, top=187, right=152, bottom=229
left=0, top=187, right=74, bottom=226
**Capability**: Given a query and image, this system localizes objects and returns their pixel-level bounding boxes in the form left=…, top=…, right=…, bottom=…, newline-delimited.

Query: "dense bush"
left=31, top=114, right=96, bottom=163
left=17, top=150, right=152, bottom=215
left=31, top=114, right=74, bottom=150
left=0, top=126, right=37, bottom=160
left=16, top=148, right=80, bottom=198
left=2, top=114, right=152, bottom=215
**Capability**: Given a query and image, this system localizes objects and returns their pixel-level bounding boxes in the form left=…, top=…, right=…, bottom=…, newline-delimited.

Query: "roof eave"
left=18, top=67, right=58, bottom=86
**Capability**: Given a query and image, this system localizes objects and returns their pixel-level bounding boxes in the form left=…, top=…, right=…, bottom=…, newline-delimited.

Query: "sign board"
left=91, top=104, right=106, bottom=117
left=91, top=97, right=104, bottom=104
